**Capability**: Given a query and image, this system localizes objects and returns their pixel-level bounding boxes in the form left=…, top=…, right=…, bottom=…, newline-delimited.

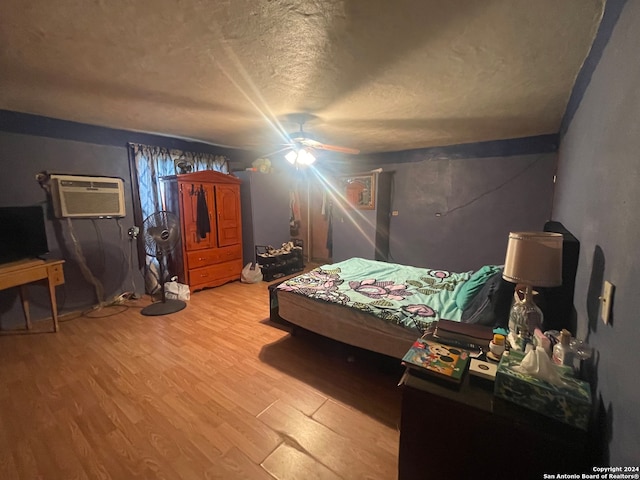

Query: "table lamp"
left=502, top=232, right=563, bottom=350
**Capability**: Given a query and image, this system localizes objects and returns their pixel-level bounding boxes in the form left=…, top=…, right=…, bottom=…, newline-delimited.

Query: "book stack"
left=401, top=337, right=471, bottom=385
left=433, top=319, right=494, bottom=352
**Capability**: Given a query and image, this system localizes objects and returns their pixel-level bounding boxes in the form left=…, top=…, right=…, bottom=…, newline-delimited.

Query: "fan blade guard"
left=142, top=211, right=180, bottom=257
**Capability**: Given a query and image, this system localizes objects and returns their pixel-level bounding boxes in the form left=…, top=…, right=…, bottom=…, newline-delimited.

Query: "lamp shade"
left=503, top=232, right=563, bottom=287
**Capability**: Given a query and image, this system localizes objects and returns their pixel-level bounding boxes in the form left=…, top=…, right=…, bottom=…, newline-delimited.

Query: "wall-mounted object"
left=600, top=280, right=615, bottom=324
left=50, top=174, right=125, bottom=218
left=338, top=173, right=376, bottom=210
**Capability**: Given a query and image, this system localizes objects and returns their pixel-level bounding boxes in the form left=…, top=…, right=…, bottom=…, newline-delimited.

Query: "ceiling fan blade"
left=310, top=143, right=360, bottom=155
left=263, top=116, right=362, bottom=158
left=261, top=146, right=293, bottom=158
left=297, top=137, right=360, bottom=154
left=297, top=137, right=322, bottom=147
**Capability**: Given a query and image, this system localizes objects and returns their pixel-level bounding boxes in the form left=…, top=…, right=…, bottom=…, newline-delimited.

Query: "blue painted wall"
left=0, top=131, right=140, bottom=324
left=235, top=170, right=294, bottom=266
left=307, top=134, right=558, bottom=270
left=349, top=138, right=558, bottom=272
left=0, top=113, right=253, bottom=328
left=553, top=0, right=638, bottom=465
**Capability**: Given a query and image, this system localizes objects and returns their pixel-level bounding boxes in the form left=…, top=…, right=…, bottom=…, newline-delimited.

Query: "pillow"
left=455, top=265, right=503, bottom=310
left=461, top=271, right=516, bottom=327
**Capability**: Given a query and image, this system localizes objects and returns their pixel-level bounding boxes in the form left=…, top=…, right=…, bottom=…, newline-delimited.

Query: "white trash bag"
left=164, top=276, right=191, bottom=301
left=241, top=263, right=263, bottom=283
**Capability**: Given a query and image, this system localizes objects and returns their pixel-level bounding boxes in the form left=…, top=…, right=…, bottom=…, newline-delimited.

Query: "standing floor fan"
left=141, top=211, right=187, bottom=316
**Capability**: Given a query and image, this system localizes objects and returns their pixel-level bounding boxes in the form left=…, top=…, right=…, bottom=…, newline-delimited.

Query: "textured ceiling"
left=0, top=0, right=604, bottom=154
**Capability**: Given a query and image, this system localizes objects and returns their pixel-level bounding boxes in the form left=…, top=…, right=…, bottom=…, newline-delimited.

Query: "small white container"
left=489, top=334, right=506, bottom=357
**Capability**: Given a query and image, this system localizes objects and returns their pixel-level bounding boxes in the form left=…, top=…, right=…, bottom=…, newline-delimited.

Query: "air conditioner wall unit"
left=50, top=174, right=126, bottom=218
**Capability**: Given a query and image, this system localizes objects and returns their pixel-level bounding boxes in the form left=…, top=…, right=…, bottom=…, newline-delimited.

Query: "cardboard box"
left=494, top=351, right=592, bottom=430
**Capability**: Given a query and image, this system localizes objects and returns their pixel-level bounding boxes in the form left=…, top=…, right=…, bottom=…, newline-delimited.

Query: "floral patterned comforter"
left=277, top=257, right=472, bottom=332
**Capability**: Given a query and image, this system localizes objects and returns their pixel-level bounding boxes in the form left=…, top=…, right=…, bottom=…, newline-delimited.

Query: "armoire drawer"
left=186, top=245, right=242, bottom=269
left=188, top=259, right=243, bottom=288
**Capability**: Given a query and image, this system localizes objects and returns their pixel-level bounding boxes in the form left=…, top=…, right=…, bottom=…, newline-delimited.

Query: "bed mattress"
left=275, top=257, right=473, bottom=359
left=277, top=288, right=420, bottom=359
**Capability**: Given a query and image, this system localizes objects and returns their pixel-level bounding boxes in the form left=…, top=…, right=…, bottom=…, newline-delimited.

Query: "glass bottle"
left=508, top=286, right=543, bottom=351
left=552, top=329, right=574, bottom=366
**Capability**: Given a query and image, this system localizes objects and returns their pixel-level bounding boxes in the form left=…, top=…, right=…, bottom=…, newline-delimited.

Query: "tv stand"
left=0, top=259, right=65, bottom=332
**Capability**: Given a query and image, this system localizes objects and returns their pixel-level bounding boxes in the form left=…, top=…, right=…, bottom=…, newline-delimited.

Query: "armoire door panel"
left=180, top=184, right=215, bottom=251
left=215, top=184, right=242, bottom=247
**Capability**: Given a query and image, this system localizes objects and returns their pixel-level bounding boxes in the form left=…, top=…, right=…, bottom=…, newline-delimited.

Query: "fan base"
left=141, top=299, right=186, bottom=316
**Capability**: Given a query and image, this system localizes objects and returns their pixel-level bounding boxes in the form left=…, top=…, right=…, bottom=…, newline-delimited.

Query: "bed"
left=271, top=221, right=579, bottom=359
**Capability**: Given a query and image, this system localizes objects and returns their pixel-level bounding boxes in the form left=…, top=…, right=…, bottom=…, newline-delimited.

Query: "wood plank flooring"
left=0, top=278, right=405, bottom=479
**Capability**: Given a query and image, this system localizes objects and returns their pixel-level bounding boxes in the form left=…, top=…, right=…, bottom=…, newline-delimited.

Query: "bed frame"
left=269, top=221, right=579, bottom=359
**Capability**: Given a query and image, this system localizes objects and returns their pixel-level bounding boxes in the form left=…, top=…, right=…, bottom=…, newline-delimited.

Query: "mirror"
left=337, top=174, right=376, bottom=210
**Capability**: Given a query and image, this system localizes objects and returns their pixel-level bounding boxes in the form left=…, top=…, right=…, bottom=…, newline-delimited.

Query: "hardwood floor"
left=0, top=278, right=405, bottom=479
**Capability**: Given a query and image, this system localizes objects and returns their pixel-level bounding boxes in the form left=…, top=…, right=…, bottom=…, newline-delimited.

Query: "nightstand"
left=399, top=369, right=590, bottom=480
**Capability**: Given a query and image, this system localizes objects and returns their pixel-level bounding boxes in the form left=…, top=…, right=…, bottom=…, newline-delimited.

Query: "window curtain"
left=128, top=143, right=229, bottom=294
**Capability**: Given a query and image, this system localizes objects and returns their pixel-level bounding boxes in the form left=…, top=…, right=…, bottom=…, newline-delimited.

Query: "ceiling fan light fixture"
left=285, top=149, right=298, bottom=164
left=285, top=147, right=316, bottom=166
left=297, top=148, right=316, bottom=165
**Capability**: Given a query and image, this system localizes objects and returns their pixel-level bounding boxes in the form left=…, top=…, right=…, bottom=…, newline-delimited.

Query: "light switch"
left=600, top=281, right=615, bottom=325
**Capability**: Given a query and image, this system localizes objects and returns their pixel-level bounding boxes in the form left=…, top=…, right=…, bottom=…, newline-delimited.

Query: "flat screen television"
left=0, top=205, right=50, bottom=265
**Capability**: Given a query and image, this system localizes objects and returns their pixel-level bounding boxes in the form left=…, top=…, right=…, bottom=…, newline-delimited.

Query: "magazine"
left=401, top=337, right=471, bottom=384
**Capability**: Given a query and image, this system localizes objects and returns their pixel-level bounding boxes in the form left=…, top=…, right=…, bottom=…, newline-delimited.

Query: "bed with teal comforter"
left=278, top=257, right=473, bottom=333
left=275, top=257, right=502, bottom=358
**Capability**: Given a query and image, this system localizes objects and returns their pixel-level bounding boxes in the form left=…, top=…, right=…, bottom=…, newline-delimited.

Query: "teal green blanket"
left=277, top=258, right=472, bottom=332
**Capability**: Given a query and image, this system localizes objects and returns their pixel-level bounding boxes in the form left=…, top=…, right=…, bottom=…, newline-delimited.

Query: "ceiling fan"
left=263, top=117, right=360, bottom=166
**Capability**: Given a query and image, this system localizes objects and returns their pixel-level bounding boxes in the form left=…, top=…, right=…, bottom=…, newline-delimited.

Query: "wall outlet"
left=600, top=280, right=615, bottom=325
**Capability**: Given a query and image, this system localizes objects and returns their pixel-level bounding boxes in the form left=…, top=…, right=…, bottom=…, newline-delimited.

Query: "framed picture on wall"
left=336, top=173, right=376, bottom=210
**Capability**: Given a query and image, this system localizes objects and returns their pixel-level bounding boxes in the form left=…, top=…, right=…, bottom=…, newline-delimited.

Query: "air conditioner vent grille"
left=50, top=174, right=126, bottom=218
left=59, top=180, right=121, bottom=189
left=62, top=191, right=122, bottom=216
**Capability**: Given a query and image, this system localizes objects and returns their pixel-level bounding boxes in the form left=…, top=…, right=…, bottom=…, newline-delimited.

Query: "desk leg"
left=47, top=278, right=59, bottom=332
left=19, top=285, right=32, bottom=330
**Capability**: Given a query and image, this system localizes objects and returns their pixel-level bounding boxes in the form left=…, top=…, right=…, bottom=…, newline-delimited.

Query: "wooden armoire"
left=162, top=170, right=243, bottom=292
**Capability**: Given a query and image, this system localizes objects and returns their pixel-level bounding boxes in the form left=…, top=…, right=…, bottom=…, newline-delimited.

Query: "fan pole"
left=159, top=251, right=168, bottom=304
left=141, top=215, right=187, bottom=316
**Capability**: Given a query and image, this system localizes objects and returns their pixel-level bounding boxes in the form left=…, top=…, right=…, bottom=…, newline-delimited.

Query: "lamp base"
left=508, top=285, right=543, bottom=351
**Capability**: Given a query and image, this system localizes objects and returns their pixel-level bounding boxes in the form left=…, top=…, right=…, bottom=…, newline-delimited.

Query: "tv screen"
left=0, top=205, right=50, bottom=264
